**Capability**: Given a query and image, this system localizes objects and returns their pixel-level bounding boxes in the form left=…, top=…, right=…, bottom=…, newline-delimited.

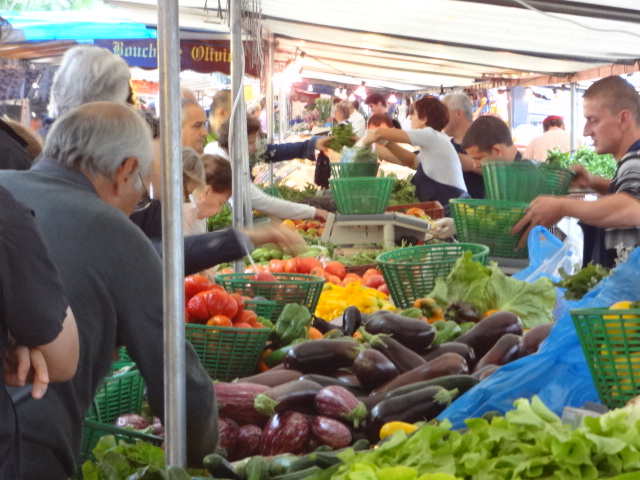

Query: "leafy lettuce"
left=428, top=251, right=557, bottom=327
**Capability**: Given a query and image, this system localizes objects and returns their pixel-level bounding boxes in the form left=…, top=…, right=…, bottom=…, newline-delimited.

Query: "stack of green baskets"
left=329, top=162, right=379, bottom=178
left=449, top=198, right=529, bottom=258
left=78, top=419, right=163, bottom=468
left=330, top=177, right=395, bottom=215
left=86, top=366, right=145, bottom=423
left=215, top=272, right=325, bottom=319
left=571, top=307, right=640, bottom=408
left=185, top=323, right=271, bottom=381
left=482, top=161, right=576, bottom=203
left=377, top=243, right=490, bottom=309
left=244, top=298, right=277, bottom=322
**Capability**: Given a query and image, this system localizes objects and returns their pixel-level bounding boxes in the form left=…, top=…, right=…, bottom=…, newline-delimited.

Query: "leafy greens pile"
left=316, top=396, right=640, bottom=480
left=428, top=251, right=557, bottom=327
left=328, top=123, right=356, bottom=152
left=554, top=262, right=610, bottom=300
left=547, top=147, right=617, bottom=179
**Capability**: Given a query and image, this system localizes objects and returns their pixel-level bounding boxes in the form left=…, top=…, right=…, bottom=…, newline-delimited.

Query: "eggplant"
left=519, top=322, right=554, bottom=358
left=203, top=453, right=240, bottom=479
left=357, top=392, right=387, bottom=410
left=312, top=315, right=339, bottom=334
left=454, top=311, right=523, bottom=359
left=218, top=417, right=239, bottom=459
left=114, top=413, right=150, bottom=430
left=259, top=411, right=311, bottom=456
left=371, top=352, right=469, bottom=395
left=310, top=416, right=352, bottom=449
left=238, top=368, right=304, bottom=387
left=366, top=333, right=427, bottom=373
left=366, top=386, right=458, bottom=442
left=328, top=370, right=364, bottom=388
left=352, top=348, right=400, bottom=391
left=283, top=339, right=360, bottom=374
left=254, top=379, right=323, bottom=416
left=384, top=374, right=479, bottom=399
left=231, top=424, right=262, bottom=461
left=444, top=300, right=482, bottom=324
left=314, top=385, right=368, bottom=428
left=364, top=310, right=435, bottom=352
left=342, top=306, right=362, bottom=337
left=473, top=333, right=521, bottom=373
left=421, top=342, right=477, bottom=369
left=471, top=364, right=500, bottom=380
left=298, top=374, right=367, bottom=396
left=214, top=382, right=270, bottom=426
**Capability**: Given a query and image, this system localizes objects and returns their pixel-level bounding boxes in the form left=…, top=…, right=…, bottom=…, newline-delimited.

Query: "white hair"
left=49, top=45, right=131, bottom=118
left=43, top=102, right=153, bottom=181
left=442, top=92, right=473, bottom=122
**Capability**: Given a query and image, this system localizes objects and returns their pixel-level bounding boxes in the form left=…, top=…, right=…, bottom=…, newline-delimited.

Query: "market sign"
left=94, top=39, right=259, bottom=77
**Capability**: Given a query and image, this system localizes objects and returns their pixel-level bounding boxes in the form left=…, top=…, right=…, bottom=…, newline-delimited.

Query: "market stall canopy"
left=102, top=0, right=640, bottom=91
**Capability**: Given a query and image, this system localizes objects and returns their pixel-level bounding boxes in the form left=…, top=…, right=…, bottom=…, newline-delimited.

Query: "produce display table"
left=320, top=212, right=432, bottom=248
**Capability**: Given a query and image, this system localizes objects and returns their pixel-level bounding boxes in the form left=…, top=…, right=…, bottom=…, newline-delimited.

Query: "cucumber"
left=267, top=454, right=299, bottom=477
left=384, top=374, right=479, bottom=399
left=203, top=453, right=240, bottom=479
left=245, top=456, right=269, bottom=480
left=270, top=466, right=322, bottom=480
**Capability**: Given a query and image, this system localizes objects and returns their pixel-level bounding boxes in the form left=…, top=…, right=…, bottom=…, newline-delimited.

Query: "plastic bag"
left=512, top=224, right=582, bottom=283
left=340, top=146, right=377, bottom=164
left=438, top=246, right=640, bottom=429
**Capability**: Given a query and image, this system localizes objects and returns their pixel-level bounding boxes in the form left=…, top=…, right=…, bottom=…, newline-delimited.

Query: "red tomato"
left=230, top=293, right=245, bottom=317
left=363, top=274, right=386, bottom=289
left=188, top=288, right=238, bottom=320
left=207, top=315, right=233, bottom=327
left=184, top=274, right=213, bottom=300
left=377, top=284, right=390, bottom=296
left=285, top=257, right=299, bottom=274
left=186, top=293, right=209, bottom=322
left=324, top=261, right=346, bottom=280
left=234, top=309, right=258, bottom=326
left=269, top=259, right=287, bottom=273
left=233, top=321, right=254, bottom=329
left=310, top=266, right=325, bottom=277
left=297, top=257, right=323, bottom=274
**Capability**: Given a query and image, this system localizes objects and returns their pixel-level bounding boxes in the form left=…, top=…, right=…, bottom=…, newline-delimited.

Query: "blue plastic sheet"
left=438, top=246, right=640, bottom=429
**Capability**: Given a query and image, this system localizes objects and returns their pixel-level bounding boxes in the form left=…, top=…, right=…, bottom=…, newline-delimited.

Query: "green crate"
left=78, top=419, right=163, bottom=468
left=482, top=161, right=576, bottom=203
left=449, top=198, right=529, bottom=259
left=571, top=307, right=640, bottom=408
left=330, top=177, right=395, bottom=215
left=376, top=243, right=490, bottom=309
left=110, top=347, right=134, bottom=372
left=329, top=162, right=379, bottom=178
left=262, top=186, right=281, bottom=197
left=86, top=367, right=145, bottom=424
left=244, top=298, right=277, bottom=321
left=215, top=272, right=325, bottom=318
left=185, top=323, right=271, bottom=381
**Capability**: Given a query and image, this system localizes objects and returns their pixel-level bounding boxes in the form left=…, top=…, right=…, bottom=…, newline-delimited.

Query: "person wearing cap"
left=524, top=115, right=583, bottom=162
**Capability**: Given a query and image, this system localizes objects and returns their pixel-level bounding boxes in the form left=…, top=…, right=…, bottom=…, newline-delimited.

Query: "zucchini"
left=267, top=454, right=299, bottom=477
left=245, top=455, right=269, bottom=480
left=384, top=374, right=479, bottom=399
left=270, top=466, right=322, bottom=480
left=203, top=453, right=240, bottom=479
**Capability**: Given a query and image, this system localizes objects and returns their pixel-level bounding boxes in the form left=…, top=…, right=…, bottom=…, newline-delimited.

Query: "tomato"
left=343, top=273, right=362, bottom=285
left=310, top=266, right=325, bottom=277
left=230, top=293, right=245, bottom=316
left=187, top=288, right=238, bottom=320
left=233, top=321, right=254, bottom=329
left=186, top=293, right=210, bottom=321
left=324, top=261, right=346, bottom=280
left=184, top=274, right=213, bottom=300
left=297, top=257, right=323, bottom=274
left=207, top=315, right=233, bottom=327
left=285, top=257, right=300, bottom=274
left=234, top=309, right=258, bottom=325
left=362, top=268, right=382, bottom=279
left=405, top=207, right=426, bottom=217
left=363, top=274, right=386, bottom=289
left=269, top=259, right=287, bottom=273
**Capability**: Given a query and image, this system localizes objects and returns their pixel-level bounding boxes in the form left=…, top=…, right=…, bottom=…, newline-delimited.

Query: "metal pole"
left=266, top=39, right=275, bottom=187
left=157, top=0, right=186, bottom=468
left=570, top=82, right=577, bottom=152
left=231, top=0, right=250, bottom=272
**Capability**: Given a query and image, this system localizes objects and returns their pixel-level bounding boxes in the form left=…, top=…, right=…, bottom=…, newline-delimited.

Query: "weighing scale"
left=320, top=212, right=432, bottom=248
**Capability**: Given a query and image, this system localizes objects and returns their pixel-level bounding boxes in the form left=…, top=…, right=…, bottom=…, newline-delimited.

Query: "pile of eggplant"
left=213, top=307, right=553, bottom=461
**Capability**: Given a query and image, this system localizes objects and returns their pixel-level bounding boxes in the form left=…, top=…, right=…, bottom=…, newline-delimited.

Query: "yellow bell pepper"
left=379, top=421, right=418, bottom=439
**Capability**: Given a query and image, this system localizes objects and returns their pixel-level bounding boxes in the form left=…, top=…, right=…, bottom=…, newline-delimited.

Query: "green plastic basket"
left=86, top=367, right=145, bottom=424
left=450, top=198, right=529, bottom=258
left=376, top=243, right=490, bottom=309
left=110, top=347, right=134, bottom=372
left=482, top=161, right=576, bottom=203
left=329, top=162, right=379, bottom=178
left=571, top=307, right=640, bottom=408
left=185, top=323, right=270, bottom=381
left=78, top=419, right=163, bottom=468
left=244, top=298, right=277, bottom=321
left=330, top=177, right=395, bottom=215
left=262, top=186, right=281, bottom=197
left=215, top=272, right=325, bottom=318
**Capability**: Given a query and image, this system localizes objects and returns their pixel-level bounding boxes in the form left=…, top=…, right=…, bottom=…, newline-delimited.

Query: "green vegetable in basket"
left=273, top=304, right=312, bottom=348
left=429, top=251, right=556, bottom=328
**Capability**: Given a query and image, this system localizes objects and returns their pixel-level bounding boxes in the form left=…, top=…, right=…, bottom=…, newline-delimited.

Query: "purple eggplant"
left=254, top=379, right=323, bottom=416
left=217, top=416, right=239, bottom=459
left=299, top=374, right=368, bottom=397
left=365, top=332, right=427, bottom=373
left=259, top=411, right=311, bottom=456
left=421, top=342, right=477, bottom=369
left=314, top=385, right=367, bottom=428
left=364, top=310, right=436, bottom=352
left=352, top=348, right=400, bottom=391
left=237, top=368, right=304, bottom=387
left=310, top=416, right=352, bottom=449
left=231, top=424, right=262, bottom=461
left=214, top=382, right=270, bottom=426
left=283, top=339, right=360, bottom=374
left=472, top=364, right=500, bottom=380
left=114, top=413, right=149, bottom=430
left=519, top=323, right=554, bottom=358
left=473, top=333, right=521, bottom=373
left=454, top=311, right=523, bottom=359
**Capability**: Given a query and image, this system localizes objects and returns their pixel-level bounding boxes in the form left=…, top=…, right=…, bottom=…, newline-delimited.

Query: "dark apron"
left=410, top=163, right=468, bottom=216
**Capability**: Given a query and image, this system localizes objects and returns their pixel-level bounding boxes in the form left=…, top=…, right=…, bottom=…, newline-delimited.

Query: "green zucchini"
left=245, top=456, right=269, bottom=480
left=270, top=466, right=322, bottom=480
left=203, top=453, right=240, bottom=479
left=267, top=454, right=299, bottom=477
left=384, top=374, right=479, bottom=399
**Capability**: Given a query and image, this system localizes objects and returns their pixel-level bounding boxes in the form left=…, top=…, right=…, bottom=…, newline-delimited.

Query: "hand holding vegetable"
left=244, top=225, right=307, bottom=257
left=511, top=195, right=566, bottom=248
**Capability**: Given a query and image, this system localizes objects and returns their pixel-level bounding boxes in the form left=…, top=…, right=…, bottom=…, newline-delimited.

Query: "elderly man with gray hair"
left=0, top=102, right=219, bottom=479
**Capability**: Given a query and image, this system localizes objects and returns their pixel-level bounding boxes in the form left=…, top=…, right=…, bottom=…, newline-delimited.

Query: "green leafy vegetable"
left=554, top=262, right=610, bottom=300
left=428, top=251, right=557, bottom=327
left=207, top=203, right=233, bottom=231
left=387, top=175, right=420, bottom=206
left=547, top=147, right=617, bottom=179
left=328, top=123, right=356, bottom=152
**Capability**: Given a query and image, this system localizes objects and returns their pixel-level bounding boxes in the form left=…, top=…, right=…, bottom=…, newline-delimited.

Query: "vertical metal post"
left=157, top=0, right=186, bottom=468
left=231, top=0, right=250, bottom=272
left=279, top=77, right=288, bottom=144
left=570, top=82, right=578, bottom=152
left=266, top=39, right=275, bottom=187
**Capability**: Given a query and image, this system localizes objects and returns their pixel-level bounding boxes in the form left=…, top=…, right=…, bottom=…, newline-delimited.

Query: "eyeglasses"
left=138, top=171, right=150, bottom=200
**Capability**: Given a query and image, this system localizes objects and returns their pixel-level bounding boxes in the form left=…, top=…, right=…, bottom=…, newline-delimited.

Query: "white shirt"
left=349, top=110, right=367, bottom=137
left=406, top=127, right=467, bottom=191
left=207, top=144, right=317, bottom=220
